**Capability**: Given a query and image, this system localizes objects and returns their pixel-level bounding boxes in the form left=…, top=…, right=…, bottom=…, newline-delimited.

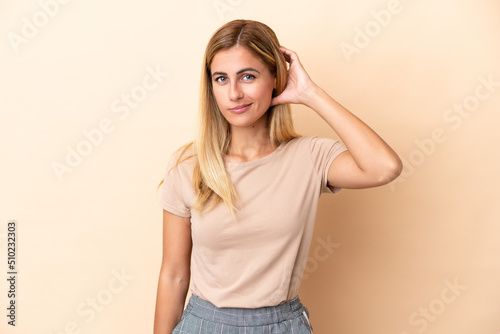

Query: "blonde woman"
left=154, top=19, right=402, bottom=334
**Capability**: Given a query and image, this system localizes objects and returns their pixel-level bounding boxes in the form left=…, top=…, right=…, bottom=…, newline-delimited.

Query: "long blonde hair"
left=158, top=19, right=300, bottom=215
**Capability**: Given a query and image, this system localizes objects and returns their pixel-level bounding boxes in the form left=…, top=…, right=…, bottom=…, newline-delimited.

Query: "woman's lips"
left=229, top=103, right=252, bottom=114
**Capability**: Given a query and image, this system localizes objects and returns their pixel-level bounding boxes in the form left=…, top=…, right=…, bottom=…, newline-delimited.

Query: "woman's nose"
left=229, top=82, right=244, bottom=101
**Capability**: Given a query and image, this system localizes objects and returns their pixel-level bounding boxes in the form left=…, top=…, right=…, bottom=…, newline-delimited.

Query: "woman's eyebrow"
left=211, top=67, right=261, bottom=77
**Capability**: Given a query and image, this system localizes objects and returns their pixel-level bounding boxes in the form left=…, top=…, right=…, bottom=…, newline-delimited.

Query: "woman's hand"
left=270, top=46, right=318, bottom=107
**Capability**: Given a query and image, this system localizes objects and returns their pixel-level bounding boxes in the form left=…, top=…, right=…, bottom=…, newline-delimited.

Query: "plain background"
left=1, top=0, right=499, bottom=333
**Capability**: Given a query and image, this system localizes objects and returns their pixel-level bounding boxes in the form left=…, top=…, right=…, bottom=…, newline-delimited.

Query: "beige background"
left=1, top=0, right=499, bottom=333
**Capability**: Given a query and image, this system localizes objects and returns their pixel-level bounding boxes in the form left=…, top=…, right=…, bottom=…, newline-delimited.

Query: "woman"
left=154, top=19, right=402, bottom=334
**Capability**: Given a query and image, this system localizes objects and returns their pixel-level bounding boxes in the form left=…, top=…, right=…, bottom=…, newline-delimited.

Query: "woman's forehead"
left=210, top=46, right=267, bottom=74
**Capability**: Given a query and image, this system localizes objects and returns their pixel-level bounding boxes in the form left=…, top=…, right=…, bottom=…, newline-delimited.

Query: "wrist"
left=302, top=84, right=325, bottom=109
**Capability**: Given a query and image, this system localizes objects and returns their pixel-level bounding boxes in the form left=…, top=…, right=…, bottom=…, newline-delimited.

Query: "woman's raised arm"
left=271, top=46, right=402, bottom=189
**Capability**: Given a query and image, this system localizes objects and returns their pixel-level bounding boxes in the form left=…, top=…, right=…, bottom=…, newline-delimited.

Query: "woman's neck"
left=225, top=125, right=276, bottom=163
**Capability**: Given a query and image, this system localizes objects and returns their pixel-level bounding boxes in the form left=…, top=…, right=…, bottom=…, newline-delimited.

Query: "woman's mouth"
left=229, top=103, right=252, bottom=114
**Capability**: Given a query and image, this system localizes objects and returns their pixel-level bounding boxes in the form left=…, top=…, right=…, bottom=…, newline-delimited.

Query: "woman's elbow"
left=377, top=155, right=403, bottom=185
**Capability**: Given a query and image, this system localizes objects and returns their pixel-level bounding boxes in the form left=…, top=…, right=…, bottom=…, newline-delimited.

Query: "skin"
left=210, top=46, right=278, bottom=162
left=276, top=46, right=403, bottom=188
left=153, top=210, right=191, bottom=334
left=211, top=45, right=403, bottom=186
left=153, top=44, right=403, bottom=334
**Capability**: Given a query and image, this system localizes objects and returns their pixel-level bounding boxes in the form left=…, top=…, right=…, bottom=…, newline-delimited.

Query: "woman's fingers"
left=279, top=46, right=300, bottom=65
left=279, top=46, right=293, bottom=64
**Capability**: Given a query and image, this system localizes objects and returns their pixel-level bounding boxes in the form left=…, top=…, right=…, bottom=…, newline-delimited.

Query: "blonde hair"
left=158, top=19, right=300, bottom=215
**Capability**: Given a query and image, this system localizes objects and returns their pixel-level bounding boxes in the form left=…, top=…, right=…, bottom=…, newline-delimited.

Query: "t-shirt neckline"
left=225, top=141, right=287, bottom=168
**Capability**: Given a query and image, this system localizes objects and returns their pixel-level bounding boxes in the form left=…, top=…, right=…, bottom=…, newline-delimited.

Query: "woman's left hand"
left=270, top=46, right=318, bottom=107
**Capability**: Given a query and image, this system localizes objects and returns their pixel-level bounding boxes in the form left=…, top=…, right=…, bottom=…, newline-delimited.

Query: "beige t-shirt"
left=159, top=136, right=347, bottom=308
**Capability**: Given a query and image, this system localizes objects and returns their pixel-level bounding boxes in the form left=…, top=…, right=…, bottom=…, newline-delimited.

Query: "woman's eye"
left=215, top=77, right=227, bottom=83
left=242, top=74, right=255, bottom=81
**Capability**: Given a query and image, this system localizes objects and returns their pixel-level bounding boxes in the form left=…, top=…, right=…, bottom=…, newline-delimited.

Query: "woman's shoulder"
left=285, top=135, right=324, bottom=148
left=166, top=142, right=196, bottom=170
left=283, top=135, right=343, bottom=156
left=288, top=135, right=339, bottom=146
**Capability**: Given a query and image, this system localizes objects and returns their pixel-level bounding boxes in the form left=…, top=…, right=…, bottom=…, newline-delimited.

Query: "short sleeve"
left=308, top=136, right=348, bottom=194
left=159, top=152, right=191, bottom=217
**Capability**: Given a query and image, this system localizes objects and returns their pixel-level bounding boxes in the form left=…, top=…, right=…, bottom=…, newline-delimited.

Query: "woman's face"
left=210, top=46, right=276, bottom=130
